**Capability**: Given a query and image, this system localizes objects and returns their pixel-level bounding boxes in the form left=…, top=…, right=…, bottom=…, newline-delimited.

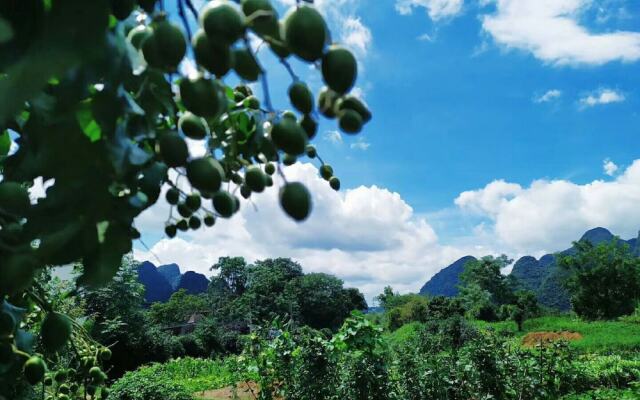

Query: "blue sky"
left=135, top=0, right=640, bottom=302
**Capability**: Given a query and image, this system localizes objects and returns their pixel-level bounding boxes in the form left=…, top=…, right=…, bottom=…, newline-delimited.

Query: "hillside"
left=137, top=261, right=209, bottom=303
left=420, top=227, right=640, bottom=311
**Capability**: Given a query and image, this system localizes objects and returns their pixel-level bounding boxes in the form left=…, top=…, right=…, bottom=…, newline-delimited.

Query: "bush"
left=107, top=368, right=192, bottom=400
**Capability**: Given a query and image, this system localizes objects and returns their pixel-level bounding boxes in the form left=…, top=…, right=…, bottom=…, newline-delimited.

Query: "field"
left=473, top=315, right=640, bottom=353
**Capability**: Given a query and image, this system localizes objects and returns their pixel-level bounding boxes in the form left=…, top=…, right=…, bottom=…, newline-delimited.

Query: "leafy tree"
left=0, top=0, right=370, bottom=387
left=148, top=289, right=209, bottom=326
left=459, top=255, right=516, bottom=306
left=507, top=290, right=540, bottom=331
left=560, top=240, right=640, bottom=320
left=285, top=272, right=367, bottom=330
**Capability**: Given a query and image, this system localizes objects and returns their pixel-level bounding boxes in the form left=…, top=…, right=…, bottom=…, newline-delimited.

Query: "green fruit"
left=203, top=214, right=216, bottom=227
left=136, top=0, right=156, bottom=13
left=0, top=253, right=37, bottom=296
left=329, top=176, right=340, bottom=191
left=100, top=388, right=110, bottom=400
left=305, top=145, right=317, bottom=158
left=336, top=95, right=372, bottom=123
left=70, top=383, right=79, bottom=392
left=54, top=370, right=67, bottom=382
left=322, top=45, right=357, bottom=94
left=127, top=25, right=152, bottom=49
left=265, top=175, right=273, bottom=187
left=282, top=110, right=297, bottom=120
left=110, top=0, right=135, bottom=20
left=0, top=182, right=30, bottom=216
left=240, top=185, right=251, bottom=199
left=44, top=376, right=53, bottom=386
left=177, top=203, right=192, bottom=218
left=319, top=164, right=333, bottom=180
left=186, top=157, right=225, bottom=193
left=318, top=87, right=339, bottom=119
left=283, top=5, right=327, bottom=62
left=266, top=24, right=290, bottom=58
left=165, top=224, right=177, bottom=238
left=300, top=114, right=318, bottom=139
left=23, top=356, right=46, bottom=385
left=165, top=188, right=180, bottom=205
left=231, top=173, right=244, bottom=185
left=280, top=182, right=312, bottom=221
left=89, top=367, right=104, bottom=384
left=244, top=96, right=260, bottom=110
left=245, top=166, right=265, bottom=193
left=213, top=191, right=237, bottom=218
left=58, top=395, right=69, bottom=400
left=87, top=385, right=97, bottom=396
left=41, top=313, right=72, bottom=352
left=158, top=132, right=188, bottom=167
left=265, top=163, right=275, bottom=175
left=235, top=84, right=253, bottom=97
left=200, top=0, right=245, bottom=45
left=188, top=216, right=201, bottom=230
left=0, top=311, right=15, bottom=337
left=58, top=384, right=70, bottom=394
left=233, top=48, right=261, bottom=82
left=192, top=29, right=234, bottom=77
left=99, top=348, right=112, bottom=361
left=339, top=109, right=363, bottom=134
left=288, top=82, right=313, bottom=114
left=179, top=76, right=227, bottom=118
left=242, top=0, right=279, bottom=38
left=283, top=154, right=297, bottom=166
left=142, top=20, right=186, bottom=71
left=179, top=112, right=208, bottom=140
left=270, top=118, right=307, bottom=156
left=176, top=219, right=189, bottom=231
left=185, top=194, right=201, bottom=210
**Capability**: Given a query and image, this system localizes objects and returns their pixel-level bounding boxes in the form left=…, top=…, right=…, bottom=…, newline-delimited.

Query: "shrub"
left=107, top=368, right=192, bottom=400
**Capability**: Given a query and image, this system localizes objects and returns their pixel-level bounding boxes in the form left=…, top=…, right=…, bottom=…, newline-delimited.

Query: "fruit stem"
left=177, top=0, right=192, bottom=42
left=280, top=59, right=299, bottom=82
left=184, top=0, right=199, bottom=21
left=243, top=38, right=274, bottom=112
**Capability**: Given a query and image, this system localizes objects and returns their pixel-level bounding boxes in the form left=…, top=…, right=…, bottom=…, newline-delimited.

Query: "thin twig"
left=281, top=59, right=299, bottom=82
left=184, top=0, right=199, bottom=21
left=177, top=0, right=192, bottom=42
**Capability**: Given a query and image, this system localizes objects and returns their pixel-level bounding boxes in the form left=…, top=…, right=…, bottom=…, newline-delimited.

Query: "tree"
left=285, top=273, right=367, bottom=330
left=0, top=0, right=370, bottom=387
left=459, top=255, right=516, bottom=306
left=560, top=240, right=640, bottom=320
left=509, top=290, right=539, bottom=331
left=148, top=289, right=209, bottom=326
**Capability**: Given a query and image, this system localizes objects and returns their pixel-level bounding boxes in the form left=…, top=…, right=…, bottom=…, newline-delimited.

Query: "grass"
left=475, top=315, right=640, bottom=353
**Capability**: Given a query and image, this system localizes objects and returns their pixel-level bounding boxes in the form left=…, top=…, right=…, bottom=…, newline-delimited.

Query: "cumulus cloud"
left=396, top=0, right=464, bottom=21
left=455, top=160, right=640, bottom=254
left=603, top=159, right=619, bottom=176
left=534, top=89, right=562, bottom=103
left=481, top=0, right=640, bottom=66
left=135, top=164, right=473, bottom=302
left=579, top=88, right=626, bottom=108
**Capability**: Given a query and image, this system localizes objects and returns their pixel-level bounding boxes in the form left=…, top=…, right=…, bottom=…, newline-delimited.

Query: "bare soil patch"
left=194, top=381, right=260, bottom=400
left=522, top=331, right=583, bottom=347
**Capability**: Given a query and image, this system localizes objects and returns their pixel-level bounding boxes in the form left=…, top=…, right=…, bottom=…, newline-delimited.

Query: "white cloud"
left=135, top=164, right=475, bottom=302
left=534, top=89, right=562, bottom=103
left=455, top=160, right=640, bottom=254
left=324, top=130, right=343, bottom=145
left=350, top=138, right=371, bottom=151
left=342, top=17, right=372, bottom=55
left=481, top=0, right=640, bottom=66
left=396, top=0, right=464, bottom=21
left=603, top=158, right=619, bottom=176
left=580, top=88, right=626, bottom=107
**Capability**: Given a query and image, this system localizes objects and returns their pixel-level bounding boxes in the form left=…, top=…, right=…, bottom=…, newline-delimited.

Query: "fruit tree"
left=0, top=0, right=371, bottom=395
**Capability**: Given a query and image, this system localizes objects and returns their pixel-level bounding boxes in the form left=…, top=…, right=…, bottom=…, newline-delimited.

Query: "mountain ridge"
left=137, top=261, right=208, bottom=303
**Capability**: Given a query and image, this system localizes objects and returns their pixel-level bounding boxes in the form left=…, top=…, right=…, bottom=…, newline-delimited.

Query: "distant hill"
left=158, top=263, right=181, bottom=290
left=137, top=262, right=209, bottom=303
left=419, top=256, right=476, bottom=297
left=137, top=261, right=174, bottom=303
left=419, top=227, right=640, bottom=311
left=176, top=271, right=209, bottom=295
